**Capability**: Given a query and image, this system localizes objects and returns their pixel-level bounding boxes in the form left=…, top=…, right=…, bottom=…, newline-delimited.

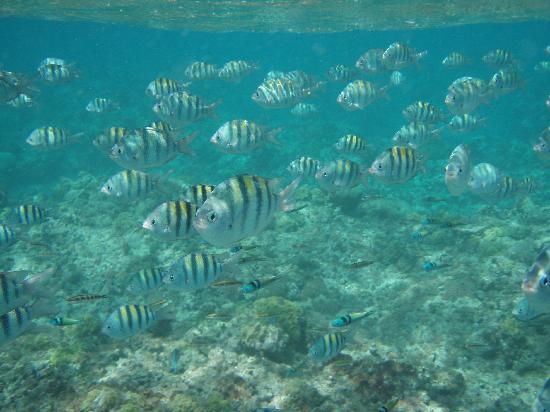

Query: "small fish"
left=448, top=114, right=485, bottom=132
left=153, top=92, right=219, bottom=124
left=0, top=304, right=37, bottom=345
left=287, top=156, right=321, bottom=178
left=39, top=57, right=67, bottom=67
left=194, top=174, right=301, bottom=247
left=252, top=78, right=311, bottom=108
left=346, top=260, right=374, bottom=269
left=423, top=196, right=447, bottom=203
left=0, top=224, right=17, bottom=250
left=389, top=71, right=404, bottom=86
left=211, top=279, right=243, bottom=287
left=218, top=60, right=257, bottom=82
left=489, top=67, right=523, bottom=96
left=327, top=64, right=359, bottom=82
left=142, top=200, right=197, bottom=240
left=381, top=42, right=427, bottom=70
left=169, top=348, right=181, bottom=373
left=240, top=275, right=280, bottom=294
left=442, top=52, right=470, bottom=68
left=93, top=126, right=127, bottom=153
left=334, top=134, right=368, bottom=154
left=182, top=184, right=215, bottom=206
left=392, top=122, right=441, bottom=148
left=355, top=48, right=387, bottom=73
left=100, top=169, right=167, bottom=200
left=403, top=101, right=446, bottom=123
left=378, top=399, right=399, bottom=412
left=66, top=294, right=108, bottom=303
left=49, top=317, right=81, bottom=327
left=467, top=163, right=501, bottom=197
left=522, top=244, right=550, bottom=297
left=482, top=49, right=516, bottom=67
left=6, top=93, right=33, bottom=108
left=368, top=146, right=422, bottom=184
left=164, top=253, right=231, bottom=290
left=315, top=159, right=367, bottom=191
left=330, top=310, right=373, bottom=328
left=101, top=300, right=168, bottom=339
left=308, top=332, right=346, bottom=362
left=546, top=46, right=550, bottom=55
left=126, top=267, right=166, bottom=294
left=206, top=312, right=232, bottom=319
left=13, top=204, right=47, bottom=225
left=444, top=144, right=471, bottom=196
left=210, top=120, right=281, bottom=154
left=337, top=80, right=387, bottom=111
left=26, top=127, right=81, bottom=150
left=86, top=98, right=119, bottom=113
left=534, top=61, right=550, bottom=72
left=38, top=63, right=75, bottom=82
left=445, top=77, right=491, bottom=115
left=290, top=102, right=318, bottom=117
left=255, top=310, right=291, bottom=319
left=184, top=61, right=218, bottom=80
left=145, top=77, right=189, bottom=98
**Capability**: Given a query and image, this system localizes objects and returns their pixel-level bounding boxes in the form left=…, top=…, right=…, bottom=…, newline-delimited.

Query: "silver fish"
left=287, top=156, right=321, bottom=178
left=210, top=120, right=281, bottom=154
left=218, top=60, right=257, bottom=81
left=6, top=93, right=33, bottom=108
left=290, top=103, right=318, bottom=117
left=100, top=169, right=166, bottom=200
left=355, top=49, right=387, bottom=73
left=315, top=159, right=367, bottom=191
left=86, top=98, right=119, bottom=113
left=368, top=146, right=422, bottom=184
left=164, top=253, right=229, bottom=290
left=337, top=80, right=387, bottom=111
left=392, top=122, right=441, bottom=148
left=184, top=61, right=218, bottom=80
left=153, top=92, right=219, bottom=123
left=444, top=144, right=471, bottom=196
left=381, top=42, right=427, bottom=70
left=467, top=163, right=500, bottom=197
left=142, top=200, right=197, bottom=240
left=308, top=332, right=346, bottom=362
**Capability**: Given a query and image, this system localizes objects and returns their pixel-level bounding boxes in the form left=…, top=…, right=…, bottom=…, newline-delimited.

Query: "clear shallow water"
left=0, top=15, right=549, bottom=412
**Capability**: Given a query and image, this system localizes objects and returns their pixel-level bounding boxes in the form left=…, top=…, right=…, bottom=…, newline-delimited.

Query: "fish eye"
left=322, top=171, right=328, bottom=177
left=170, top=274, right=174, bottom=280
left=208, top=212, right=217, bottom=222
left=117, top=148, right=122, bottom=154
left=106, top=325, right=111, bottom=329
left=541, top=276, right=549, bottom=287
left=151, top=219, right=156, bottom=225
left=107, top=185, right=112, bottom=191
left=377, top=163, right=382, bottom=169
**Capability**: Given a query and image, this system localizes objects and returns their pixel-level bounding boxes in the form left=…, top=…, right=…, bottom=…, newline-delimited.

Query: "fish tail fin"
left=267, top=127, right=283, bottom=146
left=208, top=99, right=222, bottom=113
left=279, top=177, right=302, bottom=212
left=379, top=85, right=391, bottom=100
left=70, top=132, right=85, bottom=142
left=150, top=299, right=171, bottom=316
left=23, top=267, right=55, bottom=296
left=177, top=132, right=198, bottom=156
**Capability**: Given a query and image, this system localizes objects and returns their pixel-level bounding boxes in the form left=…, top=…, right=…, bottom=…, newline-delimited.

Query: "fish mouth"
left=142, top=220, right=152, bottom=230
left=193, top=217, right=207, bottom=230
left=367, top=167, right=377, bottom=174
left=100, top=186, right=110, bottom=195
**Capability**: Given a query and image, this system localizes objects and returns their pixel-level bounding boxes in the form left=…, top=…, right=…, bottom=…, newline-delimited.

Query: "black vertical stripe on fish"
left=202, top=254, right=209, bottom=283
left=144, top=305, right=150, bottom=325
left=191, top=254, right=198, bottom=286
left=389, top=149, right=395, bottom=179
left=251, top=175, right=263, bottom=230
left=1, top=313, right=10, bottom=338
left=13, top=278, right=19, bottom=299
left=23, top=205, right=29, bottom=224
left=124, top=305, right=133, bottom=331
left=116, top=307, right=124, bottom=332
left=135, top=305, right=143, bottom=330
left=166, top=202, right=172, bottom=231
left=186, top=202, right=193, bottom=234
left=182, top=256, right=189, bottom=286
left=264, top=178, right=272, bottom=220
left=14, top=306, right=23, bottom=327
left=1, top=274, right=8, bottom=305
left=174, top=201, right=182, bottom=237
left=238, top=176, right=249, bottom=234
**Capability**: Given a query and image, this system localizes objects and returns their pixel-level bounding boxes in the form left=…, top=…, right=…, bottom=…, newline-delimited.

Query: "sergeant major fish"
left=164, top=253, right=231, bottom=290
left=93, top=127, right=127, bottom=154
left=0, top=224, right=17, bottom=250
left=0, top=303, right=46, bottom=345
left=488, top=68, right=523, bottom=96
left=101, top=301, right=168, bottom=339
left=153, top=92, right=219, bottom=124
left=290, top=103, right=318, bottom=117
left=392, top=122, right=441, bottom=149
left=86, top=98, right=119, bottom=113
left=100, top=169, right=168, bottom=200
left=127, top=267, right=166, bottom=294
left=403, top=101, right=446, bottom=123
left=38, top=63, right=76, bottom=82
left=6, top=93, right=33, bottom=108
left=448, top=114, right=486, bottom=132
left=142, top=200, right=197, bottom=240
left=467, top=163, right=500, bottom=197
left=482, top=49, right=516, bottom=67
left=0, top=268, right=53, bottom=313
left=13, top=205, right=47, bottom=225
left=252, top=78, right=311, bottom=109
left=381, top=42, right=427, bottom=70
left=193, top=174, right=301, bottom=247
left=327, top=65, right=359, bottom=82
left=334, top=134, right=368, bottom=154
left=368, top=146, right=423, bottom=184
left=145, top=77, right=189, bottom=98
left=182, top=184, right=215, bottom=206
left=315, top=159, right=368, bottom=191
left=516, top=244, right=550, bottom=322
left=442, top=52, right=470, bottom=68
left=184, top=61, right=218, bottom=80
left=444, top=144, right=471, bottom=196
left=445, top=77, right=492, bottom=115
left=210, top=120, right=281, bottom=154
left=26, top=127, right=82, bottom=150
left=337, top=80, right=387, bottom=111
left=218, top=60, right=257, bottom=82
left=308, top=332, right=346, bottom=362
left=287, top=156, right=321, bottom=179
left=355, top=48, right=387, bottom=73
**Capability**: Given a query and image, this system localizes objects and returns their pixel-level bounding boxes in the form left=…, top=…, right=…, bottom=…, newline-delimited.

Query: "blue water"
left=1, top=15, right=550, bottom=412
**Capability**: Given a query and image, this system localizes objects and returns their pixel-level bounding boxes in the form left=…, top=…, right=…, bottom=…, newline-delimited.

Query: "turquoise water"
left=0, top=15, right=549, bottom=412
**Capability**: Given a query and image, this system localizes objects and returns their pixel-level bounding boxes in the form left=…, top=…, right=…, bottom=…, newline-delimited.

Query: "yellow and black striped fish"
left=38, top=63, right=74, bottom=82
left=185, top=61, right=218, bottom=80
left=287, top=156, right=321, bottom=178
left=101, top=169, right=162, bottom=199
left=148, top=120, right=177, bottom=136
left=0, top=224, right=16, bottom=250
left=218, top=60, right=257, bottom=81
left=315, top=159, right=365, bottom=191
left=93, top=126, right=127, bottom=153
left=337, top=80, right=384, bottom=110
left=489, top=68, right=523, bottom=95
left=0, top=304, right=35, bottom=344
left=102, top=302, right=165, bottom=339
left=252, top=78, right=308, bottom=108
left=308, top=332, right=346, bottom=361
left=142, top=200, right=197, bottom=240
left=182, top=184, right=215, bottom=206
left=442, top=52, right=470, bottom=68
left=381, top=42, right=427, bottom=70
left=403, top=101, right=446, bottom=123
left=210, top=120, right=281, bottom=154
left=449, top=114, right=485, bottom=132
left=26, top=127, right=80, bottom=149
left=153, top=92, right=219, bottom=123
left=127, top=267, right=166, bottom=294
left=145, top=77, right=188, bottom=98
left=85, top=98, right=119, bottom=113
left=482, top=49, right=516, bottom=68
left=165, top=253, right=227, bottom=290
left=13, top=204, right=46, bottom=225
left=334, top=134, right=367, bottom=153
left=369, top=146, right=422, bottom=184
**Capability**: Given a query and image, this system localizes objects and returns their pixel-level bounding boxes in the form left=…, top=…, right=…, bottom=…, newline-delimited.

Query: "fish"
left=39, top=57, right=67, bottom=67
left=100, top=169, right=167, bottom=200
left=403, top=101, right=446, bottom=123
left=169, top=348, right=181, bottom=373
left=26, top=127, right=81, bottom=150
left=218, top=60, right=257, bottom=81
left=148, top=120, right=178, bottom=137
left=49, top=317, right=81, bottom=326
left=392, top=122, right=441, bottom=149
left=334, top=134, right=368, bottom=154
left=355, top=48, right=387, bottom=73
left=482, top=49, right=516, bottom=67
left=327, top=65, right=359, bottom=82
left=252, top=78, right=311, bottom=108
left=337, top=80, right=387, bottom=111
left=389, top=71, right=404, bottom=86
left=315, top=159, right=367, bottom=191
left=184, top=61, right=218, bottom=80
left=330, top=310, right=373, bottom=328
left=206, top=312, right=232, bottom=319
left=448, top=114, right=486, bottom=132
left=240, top=275, right=280, bottom=294
left=308, top=332, right=346, bottom=362
left=265, top=70, right=321, bottom=90
left=182, top=184, right=215, bottom=206
left=38, top=63, right=75, bottom=82
left=533, top=131, right=550, bottom=161
left=85, top=98, right=119, bottom=113
left=345, top=260, right=374, bottom=269
left=13, top=204, right=47, bottom=225
left=0, top=269, right=53, bottom=313
left=142, top=200, right=197, bottom=240
left=441, top=52, right=470, bottom=68
left=488, top=67, right=524, bottom=96
left=467, top=163, right=501, bottom=197
left=381, top=42, right=427, bottom=70
left=110, top=127, right=196, bottom=169
left=153, top=92, right=219, bottom=123
left=211, top=279, right=243, bottom=287
left=193, top=174, right=301, bottom=247
left=368, top=146, right=422, bottom=184
left=145, top=77, right=189, bottom=98
left=93, top=127, right=127, bottom=153
left=210, top=120, right=281, bottom=154
left=533, top=378, right=550, bottom=412
left=290, top=102, right=318, bottom=117
left=6, top=93, right=33, bottom=108
left=163, top=253, right=230, bottom=290
left=101, top=300, right=168, bottom=339
left=445, top=77, right=492, bottom=115
left=66, top=294, right=108, bottom=303
left=0, top=304, right=38, bottom=345
left=0, top=71, right=25, bottom=102
left=522, top=244, right=550, bottom=297
left=0, top=224, right=17, bottom=250
left=126, top=267, right=166, bottom=294
left=534, top=61, right=550, bottom=72
left=444, top=144, right=471, bottom=196
left=490, top=175, right=529, bottom=200
left=287, top=156, right=321, bottom=178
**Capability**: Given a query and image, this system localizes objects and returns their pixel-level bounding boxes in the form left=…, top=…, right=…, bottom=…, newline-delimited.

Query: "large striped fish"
left=252, top=78, right=310, bottom=109
left=368, top=146, right=423, bottom=184
left=100, top=169, right=168, bottom=200
left=153, top=92, right=220, bottom=123
left=381, top=42, right=427, bottom=70
left=164, top=253, right=230, bottom=290
left=26, top=127, right=82, bottom=150
left=0, top=304, right=36, bottom=345
left=184, top=61, right=218, bottom=81
left=12, top=204, right=47, bottom=225
left=467, top=163, right=500, bottom=197
left=0, top=224, right=17, bottom=250
left=218, top=60, right=257, bottom=82
left=0, top=269, right=53, bottom=313
left=142, top=200, right=197, bottom=240
left=145, top=77, right=189, bottom=99
left=336, top=80, right=387, bottom=111
left=308, top=332, right=346, bottom=362
left=194, top=174, right=301, bottom=247
left=210, top=120, right=281, bottom=154
left=101, top=301, right=168, bottom=339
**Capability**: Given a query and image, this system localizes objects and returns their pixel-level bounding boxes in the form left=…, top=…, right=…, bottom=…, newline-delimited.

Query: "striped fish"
left=522, top=244, right=550, bottom=296
left=327, top=65, right=359, bottom=82
left=482, top=49, right=516, bottom=68
left=491, top=176, right=535, bottom=200
left=330, top=310, right=373, bottom=328
left=442, top=52, right=470, bottom=68
left=535, top=61, right=550, bottom=72
left=0, top=224, right=17, bottom=250
left=448, top=114, right=485, bottom=132
left=85, top=98, right=119, bottom=113
left=145, top=77, right=189, bottom=98
left=381, top=42, right=427, bottom=70
left=127, top=267, right=166, bottom=294
left=368, top=146, right=422, bottom=184
left=392, top=122, right=441, bottom=148
left=13, top=204, right=46, bottom=225
left=337, top=80, right=386, bottom=110
left=287, top=156, right=321, bottom=178
left=308, top=332, right=346, bottom=361
left=194, top=174, right=301, bottom=247
left=66, top=294, right=108, bottom=302
left=38, top=63, right=74, bottom=82
left=142, top=200, right=197, bottom=240
left=290, top=103, right=318, bottom=117
left=445, top=144, right=471, bottom=196
left=0, top=71, right=24, bottom=102
left=93, top=127, right=127, bottom=153
left=252, top=78, right=309, bottom=109
left=182, top=184, right=215, bottom=206
left=153, top=92, right=219, bottom=123
left=184, top=61, right=218, bottom=80
left=6, top=93, right=33, bottom=108
left=315, top=159, right=366, bottom=191
left=164, top=253, right=227, bottom=290
left=101, top=301, right=167, bottom=339
left=26, top=127, right=81, bottom=150
left=403, top=101, right=447, bottom=123
left=110, top=127, right=196, bottom=169
left=218, top=60, right=257, bottom=81
left=0, top=304, right=35, bottom=345
left=210, top=120, right=281, bottom=154
left=334, top=134, right=367, bottom=153
left=240, top=275, right=280, bottom=294
left=101, top=169, right=165, bottom=199
left=0, top=269, right=51, bottom=313
left=39, top=57, right=67, bottom=67
left=467, top=163, right=501, bottom=197
left=355, top=48, right=387, bottom=74
left=148, top=120, right=178, bottom=137
left=489, top=68, right=523, bottom=96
